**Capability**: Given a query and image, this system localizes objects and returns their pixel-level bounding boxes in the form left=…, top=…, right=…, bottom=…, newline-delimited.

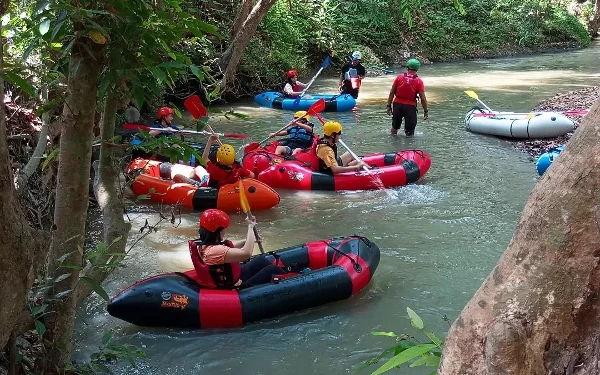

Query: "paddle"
left=243, top=98, right=326, bottom=154
left=293, top=56, right=331, bottom=105
left=238, top=179, right=265, bottom=254
left=183, top=95, right=224, bottom=146
left=314, top=113, right=370, bottom=174
left=122, top=124, right=248, bottom=139
left=464, top=90, right=494, bottom=112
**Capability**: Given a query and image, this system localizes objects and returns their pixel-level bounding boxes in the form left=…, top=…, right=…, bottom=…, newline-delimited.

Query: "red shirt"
left=206, top=160, right=251, bottom=187
left=392, top=73, right=425, bottom=106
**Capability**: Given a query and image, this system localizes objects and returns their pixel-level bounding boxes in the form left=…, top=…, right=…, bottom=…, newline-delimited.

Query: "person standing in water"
left=386, top=58, right=429, bottom=136
left=338, top=51, right=366, bottom=99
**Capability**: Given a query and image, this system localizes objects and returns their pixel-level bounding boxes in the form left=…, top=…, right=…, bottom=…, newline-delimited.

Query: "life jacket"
left=282, top=81, right=302, bottom=98
left=315, top=138, right=338, bottom=174
left=394, top=73, right=420, bottom=105
left=188, top=239, right=241, bottom=289
left=288, top=124, right=314, bottom=145
left=206, top=154, right=243, bottom=187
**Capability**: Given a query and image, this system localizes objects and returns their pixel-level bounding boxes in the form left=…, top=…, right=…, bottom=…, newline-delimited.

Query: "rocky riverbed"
left=514, top=86, right=599, bottom=158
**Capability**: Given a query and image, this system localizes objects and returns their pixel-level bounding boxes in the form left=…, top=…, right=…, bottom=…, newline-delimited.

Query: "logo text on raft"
left=288, top=170, right=304, bottom=181
left=355, top=169, right=384, bottom=177
left=160, top=293, right=189, bottom=310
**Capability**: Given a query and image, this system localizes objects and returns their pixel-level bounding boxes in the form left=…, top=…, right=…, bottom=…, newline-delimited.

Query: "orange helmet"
left=286, top=70, right=298, bottom=78
left=199, top=209, right=230, bottom=232
left=157, top=107, right=175, bottom=119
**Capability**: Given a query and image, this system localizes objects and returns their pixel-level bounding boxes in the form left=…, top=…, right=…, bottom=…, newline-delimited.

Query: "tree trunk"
left=218, top=0, right=278, bottom=90
left=74, top=93, right=131, bottom=303
left=230, top=0, right=253, bottom=38
left=45, top=36, right=105, bottom=368
left=439, top=98, right=600, bottom=374
left=0, top=20, right=49, bottom=351
left=589, top=0, right=600, bottom=38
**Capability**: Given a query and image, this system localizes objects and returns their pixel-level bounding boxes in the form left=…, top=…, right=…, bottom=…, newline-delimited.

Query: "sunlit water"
left=75, top=43, right=600, bottom=374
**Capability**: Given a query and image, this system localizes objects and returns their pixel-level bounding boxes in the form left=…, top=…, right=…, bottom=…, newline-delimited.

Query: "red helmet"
left=286, top=70, right=298, bottom=78
left=199, top=209, right=230, bottom=232
left=157, top=107, right=175, bottom=119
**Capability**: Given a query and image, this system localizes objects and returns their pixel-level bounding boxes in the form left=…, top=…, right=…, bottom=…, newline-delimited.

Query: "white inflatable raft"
left=464, top=108, right=575, bottom=139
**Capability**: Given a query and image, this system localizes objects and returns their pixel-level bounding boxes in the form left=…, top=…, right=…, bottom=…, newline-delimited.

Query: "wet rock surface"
left=513, top=86, right=600, bottom=158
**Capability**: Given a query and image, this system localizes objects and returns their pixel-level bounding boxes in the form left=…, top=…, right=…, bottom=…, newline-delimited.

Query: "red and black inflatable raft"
left=107, top=236, right=380, bottom=328
left=243, top=141, right=431, bottom=191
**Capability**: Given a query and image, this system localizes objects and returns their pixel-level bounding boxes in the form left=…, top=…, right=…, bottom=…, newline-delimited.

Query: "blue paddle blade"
left=293, top=96, right=301, bottom=105
left=322, top=55, right=331, bottom=68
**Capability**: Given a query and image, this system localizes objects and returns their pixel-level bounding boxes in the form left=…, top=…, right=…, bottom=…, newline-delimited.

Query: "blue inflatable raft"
left=254, top=91, right=356, bottom=112
left=536, top=145, right=565, bottom=176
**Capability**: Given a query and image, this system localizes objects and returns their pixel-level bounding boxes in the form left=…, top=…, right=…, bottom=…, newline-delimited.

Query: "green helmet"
left=407, top=59, right=421, bottom=71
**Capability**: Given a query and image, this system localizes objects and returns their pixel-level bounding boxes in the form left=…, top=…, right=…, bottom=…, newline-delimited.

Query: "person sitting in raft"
left=189, top=209, right=287, bottom=289
left=315, top=121, right=366, bottom=175
left=202, top=135, right=255, bottom=188
left=269, top=111, right=316, bottom=157
left=282, top=70, right=307, bottom=98
left=150, top=106, right=180, bottom=137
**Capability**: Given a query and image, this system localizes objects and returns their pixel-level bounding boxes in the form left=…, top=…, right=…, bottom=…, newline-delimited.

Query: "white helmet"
left=351, top=51, right=362, bottom=61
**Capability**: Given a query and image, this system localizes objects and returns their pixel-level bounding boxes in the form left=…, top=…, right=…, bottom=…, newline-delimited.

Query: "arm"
left=386, top=83, right=397, bottom=116
left=330, top=164, right=364, bottom=174
left=149, top=129, right=165, bottom=137
left=223, top=223, right=257, bottom=263
left=230, top=239, right=246, bottom=247
left=418, top=90, right=429, bottom=120
left=295, top=123, right=313, bottom=132
left=202, top=135, right=218, bottom=161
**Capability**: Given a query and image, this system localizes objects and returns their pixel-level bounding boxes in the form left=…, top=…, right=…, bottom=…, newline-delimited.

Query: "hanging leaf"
left=371, top=344, right=437, bottom=375
left=35, top=320, right=47, bottom=336
left=89, top=30, right=108, bottom=44
left=41, top=147, right=60, bottom=171
left=102, top=330, right=114, bottom=346
left=407, top=307, right=424, bottom=330
left=189, top=65, right=204, bottom=80
left=80, top=276, right=110, bottom=302
left=0, top=70, right=36, bottom=97
left=39, top=19, right=50, bottom=35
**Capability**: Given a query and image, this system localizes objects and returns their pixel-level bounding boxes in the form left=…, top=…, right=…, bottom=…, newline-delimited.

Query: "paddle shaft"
left=337, top=139, right=370, bottom=174
left=122, top=124, right=246, bottom=138
left=247, top=212, right=265, bottom=254
left=475, top=98, right=494, bottom=112
left=205, top=124, right=223, bottom=146
left=297, top=66, right=325, bottom=98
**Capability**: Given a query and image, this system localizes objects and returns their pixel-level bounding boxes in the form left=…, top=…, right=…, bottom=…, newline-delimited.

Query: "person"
left=338, top=51, right=366, bottom=99
left=282, top=70, right=307, bottom=98
left=269, top=111, right=316, bottom=156
left=202, top=135, right=255, bottom=188
left=189, top=209, right=287, bottom=289
left=386, top=58, right=429, bottom=136
left=149, top=106, right=180, bottom=137
left=315, top=121, right=367, bottom=174
left=127, top=158, right=210, bottom=187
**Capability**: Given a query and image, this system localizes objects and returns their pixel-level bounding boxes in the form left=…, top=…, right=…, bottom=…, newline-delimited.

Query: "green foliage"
left=359, top=308, right=444, bottom=375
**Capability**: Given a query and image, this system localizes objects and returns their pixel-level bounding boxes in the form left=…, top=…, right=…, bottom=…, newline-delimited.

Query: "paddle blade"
left=308, top=98, right=326, bottom=115
left=238, top=179, right=250, bottom=214
left=244, top=142, right=261, bottom=154
left=183, top=95, right=208, bottom=119
left=223, top=133, right=248, bottom=139
left=322, top=55, right=331, bottom=69
left=464, top=90, right=478, bottom=99
left=293, top=95, right=302, bottom=105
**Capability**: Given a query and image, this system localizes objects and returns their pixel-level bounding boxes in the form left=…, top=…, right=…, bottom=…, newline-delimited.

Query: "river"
left=75, top=42, right=600, bottom=374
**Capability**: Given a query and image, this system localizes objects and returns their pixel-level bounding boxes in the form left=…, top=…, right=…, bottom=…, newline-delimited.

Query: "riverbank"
left=513, top=86, right=600, bottom=157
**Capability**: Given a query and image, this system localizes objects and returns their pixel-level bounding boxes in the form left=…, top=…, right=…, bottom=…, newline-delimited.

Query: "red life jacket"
left=188, top=239, right=241, bottom=289
left=283, top=82, right=302, bottom=98
left=394, top=73, right=420, bottom=105
left=206, top=160, right=243, bottom=187
left=294, top=137, right=321, bottom=171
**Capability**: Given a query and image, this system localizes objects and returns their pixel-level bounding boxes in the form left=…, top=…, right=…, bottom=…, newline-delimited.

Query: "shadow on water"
left=76, top=43, right=600, bottom=375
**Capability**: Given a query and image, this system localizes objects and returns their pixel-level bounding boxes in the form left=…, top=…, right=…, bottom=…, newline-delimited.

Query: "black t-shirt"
left=341, top=63, right=366, bottom=83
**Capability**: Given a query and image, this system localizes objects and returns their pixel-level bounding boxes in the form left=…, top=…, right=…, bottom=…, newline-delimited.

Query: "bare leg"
left=274, top=146, right=288, bottom=156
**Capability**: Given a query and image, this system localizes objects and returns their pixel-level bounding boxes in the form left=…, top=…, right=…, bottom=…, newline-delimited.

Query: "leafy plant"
left=359, top=308, right=444, bottom=375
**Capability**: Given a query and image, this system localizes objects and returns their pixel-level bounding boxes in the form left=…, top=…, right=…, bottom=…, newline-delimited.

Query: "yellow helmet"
left=323, top=121, right=342, bottom=136
left=216, top=144, right=235, bottom=166
left=294, top=111, right=310, bottom=122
